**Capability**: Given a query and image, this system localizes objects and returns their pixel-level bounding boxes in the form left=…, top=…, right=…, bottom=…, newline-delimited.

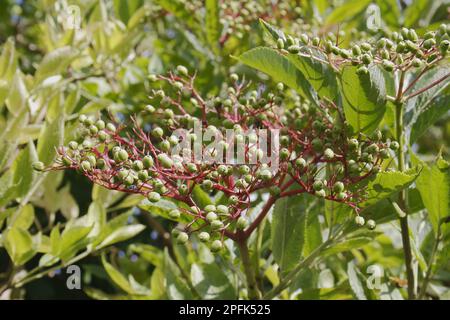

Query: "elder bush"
left=0, top=0, right=449, bottom=300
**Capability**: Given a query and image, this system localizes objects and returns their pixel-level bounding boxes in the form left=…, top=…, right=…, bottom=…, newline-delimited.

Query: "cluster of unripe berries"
left=33, top=67, right=393, bottom=250
left=276, top=24, right=449, bottom=74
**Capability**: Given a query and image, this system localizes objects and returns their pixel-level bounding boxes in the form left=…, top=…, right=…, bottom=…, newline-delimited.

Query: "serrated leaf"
left=287, top=52, right=339, bottom=101
left=236, top=47, right=318, bottom=105
left=347, top=261, right=367, bottom=300
left=360, top=167, right=420, bottom=208
left=271, top=194, right=315, bottom=272
left=339, top=65, right=386, bottom=134
left=190, top=263, right=236, bottom=299
left=259, top=19, right=286, bottom=41
left=412, top=155, right=450, bottom=235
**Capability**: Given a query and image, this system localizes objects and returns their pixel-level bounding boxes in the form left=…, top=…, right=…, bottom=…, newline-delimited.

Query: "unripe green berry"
left=143, top=155, right=154, bottom=168
left=333, top=181, right=345, bottom=193
left=68, top=141, right=78, bottom=150
left=81, top=160, right=91, bottom=171
left=106, top=123, right=116, bottom=132
left=356, top=66, right=369, bottom=75
left=138, top=170, right=149, bottom=181
left=132, top=160, right=143, bottom=171
left=169, top=209, right=181, bottom=220
left=205, top=205, right=216, bottom=213
left=78, top=114, right=87, bottom=123
left=202, top=179, right=213, bottom=191
left=336, top=192, right=346, bottom=200
left=147, top=191, right=161, bottom=203
left=236, top=216, right=248, bottom=230
left=176, top=65, right=188, bottom=76
left=288, top=45, right=301, bottom=54
left=315, top=189, right=326, bottom=197
left=157, top=153, right=173, bottom=168
left=32, top=161, right=45, bottom=171
left=217, top=205, right=228, bottom=215
left=382, top=60, right=395, bottom=72
left=362, top=53, right=372, bottom=65
left=151, top=127, right=164, bottom=139
left=176, top=232, right=189, bottom=244
left=89, top=125, right=98, bottom=135
left=367, top=219, right=376, bottom=230
left=313, top=180, right=324, bottom=191
left=210, top=240, right=223, bottom=252
left=145, top=104, right=156, bottom=113
left=355, top=215, right=365, bottom=226
left=367, top=143, right=379, bottom=154
left=295, top=157, right=306, bottom=169
left=324, top=148, right=334, bottom=160
left=259, top=169, right=272, bottom=181
left=117, top=149, right=129, bottom=162
left=211, top=220, right=224, bottom=231
left=390, top=141, right=399, bottom=151
left=95, top=120, right=105, bottom=130
left=276, top=38, right=284, bottom=49
left=199, top=232, right=210, bottom=242
left=230, top=195, right=239, bottom=205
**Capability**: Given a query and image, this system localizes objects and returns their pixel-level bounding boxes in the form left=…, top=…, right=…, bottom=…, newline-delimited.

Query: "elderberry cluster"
left=33, top=67, right=396, bottom=252
left=276, top=24, right=450, bottom=74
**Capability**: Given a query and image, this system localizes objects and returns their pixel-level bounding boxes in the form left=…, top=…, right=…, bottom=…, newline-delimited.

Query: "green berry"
left=390, top=141, right=399, bottom=151
left=176, top=65, right=188, bottom=76
left=199, top=232, right=210, bottom=242
left=313, top=180, right=323, bottom=191
left=324, top=148, right=334, bottom=160
left=169, top=209, right=181, bottom=220
left=362, top=53, right=372, bottom=65
left=259, top=169, right=272, bottom=181
left=143, top=155, right=154, bottom=168
left=176, top=232, right=189, bottom=244
left=147, top=191, right=161, bottom=203
left=288, top=45, right=301, bottom=54
left=210, top=220, right=224, bottom=231
left=367, top=219, right=376, bottom=230
left=117, top=149, right=129, bottom=162
left=106, top=123, right=116, bottom=132
left=216, top=205, right=228, bottom=215
left=382, top=60, right=395, bottom=72
left=236, top=216, right=248, bottom=230
left=355, top=216, right=365, bottom=226
left=276, top=38, right=284, bottom=49
left=32, top=161, right=45, bottom=171
left=157, top=153, right=173, bottom=168
left=280, top=148, right=290, bottom=160
left=336, top=192, right=346, bottom=200
left=333, top=181, right=345, bottom=193
left=133, top=160, right=144, bottom=171
left=80, top=160, right=91, bottom=171
left=295, top=157, right=306, bottom=169
left=210, top=240, right=223, bottom=252
left=315, top=189, right=326, bottom=197
left=356, top=66, right=369, bottom=75
left=68, top=141, right=78, bottom=150
left=151, top=127, right=164, bottom=139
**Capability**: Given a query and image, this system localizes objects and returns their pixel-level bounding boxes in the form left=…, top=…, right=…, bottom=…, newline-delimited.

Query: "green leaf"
left=347, top=261, right=367, bottom=300
left=153, top=0, right=199, bottom=33
left=129, top=243, right=163, bottom=268
left=0, top=38, right=18, bottom=81
left=360, top=167, right=420, bottom=208
left=205, top=0, right=221, bottom=55
left=4, top=227, right=37, bottom=266
left=259, top=19, right=286, bottom=41
left=164, top=250, right=194, bottom=300
left=322, top=236, right=374, bottom=257
left=102, top=255, right=135, bottom=294
left=406, top=67, right=450, bottom=142
left=236, top=47, right=318, bottom=105
left=97, top=224, right=145, bottom=249
left=410, top=86, right=450, bottom=142
left=404, top=0, right=436, bottom=27
left=271, top=194, right=316, bottom=272
left=287, top=52, right=339, bottom=101
left=412, top=155, right=450, bottom=235
left=37, top=107, right=64, bottom=165
left=59, top=226, right=92, bottom=261
left=113, top=0, right=143, bottom=24
left=6, top=71, right=28, bottom=116
left=11, top=141, right=38, bottom=198
left=34, top=46, right=78, bottom=85
left=190, top=263, right=236, bottom=299
left=9, top=204, right=35, bottom=230
left=339, top=65, right=386, bottom=134
left=325, top=0, right=371, bottom=25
